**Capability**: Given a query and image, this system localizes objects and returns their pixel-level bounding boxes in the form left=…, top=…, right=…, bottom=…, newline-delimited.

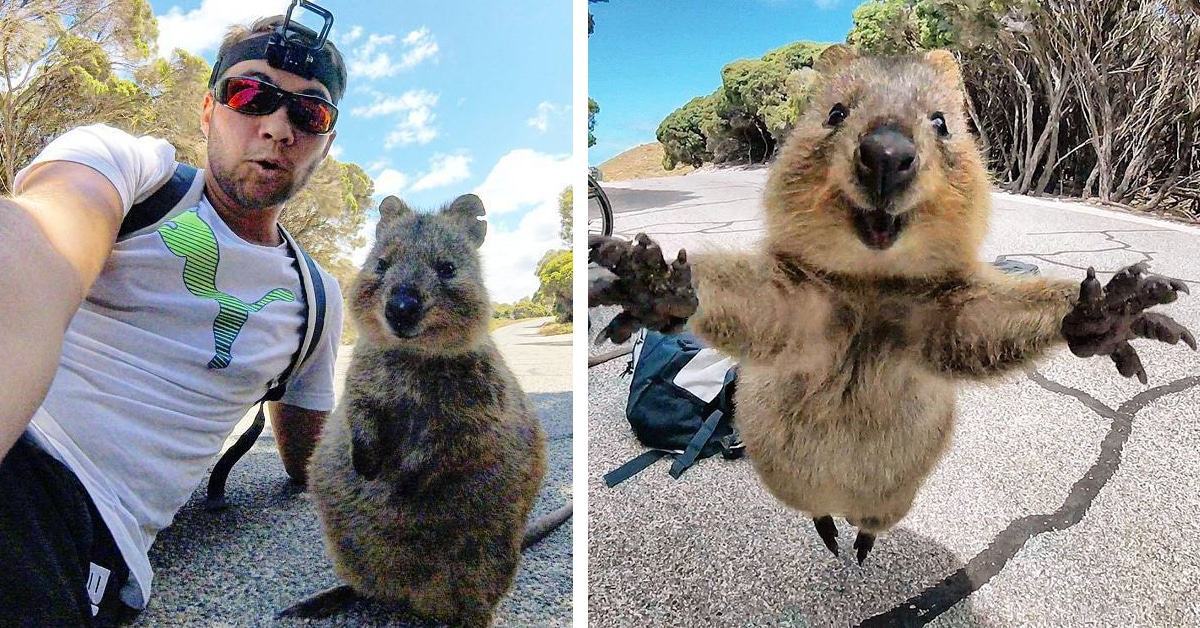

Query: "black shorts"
left=0, top=434, right=136, bottom=627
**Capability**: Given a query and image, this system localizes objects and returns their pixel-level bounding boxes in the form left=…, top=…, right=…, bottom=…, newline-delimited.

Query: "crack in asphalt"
left=994, top=230, right=1200, bottom=284
left=856, top=371, right=1200, bottom=627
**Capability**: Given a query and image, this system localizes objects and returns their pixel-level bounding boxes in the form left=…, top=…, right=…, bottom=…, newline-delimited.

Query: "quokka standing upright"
left=283, top=194, right=571, bottom=627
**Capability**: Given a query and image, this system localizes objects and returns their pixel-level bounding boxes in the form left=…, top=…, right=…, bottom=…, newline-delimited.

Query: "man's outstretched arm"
left=0, top=162, right=123, bottom=458
left=269, top=402, right=329, bottom=486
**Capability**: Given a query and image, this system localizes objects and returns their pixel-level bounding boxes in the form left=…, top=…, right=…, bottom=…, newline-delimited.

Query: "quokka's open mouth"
left=851, top=204, right=909, bottom=250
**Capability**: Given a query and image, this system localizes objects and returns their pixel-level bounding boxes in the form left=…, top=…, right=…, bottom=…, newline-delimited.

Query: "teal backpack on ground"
left=604, top=330, right=744, bottom=487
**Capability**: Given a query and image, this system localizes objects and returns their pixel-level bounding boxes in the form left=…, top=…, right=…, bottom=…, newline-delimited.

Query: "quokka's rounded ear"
left=814, top=44, right=859, bottom=74
left=445, top=193, right=487, bottom=247
left=377, top=195, right=413, bottom=237
left=923, top=49, right=963, bottom=88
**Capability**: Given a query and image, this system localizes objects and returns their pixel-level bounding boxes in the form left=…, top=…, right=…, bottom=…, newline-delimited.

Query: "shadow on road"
left=604, top=187, right=698, bottom=214
left=771, top=526, right=990, bottom=627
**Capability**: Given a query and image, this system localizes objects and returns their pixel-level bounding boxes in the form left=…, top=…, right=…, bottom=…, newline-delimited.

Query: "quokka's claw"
left=1080, top=267, right=1103, bottom=303
left=812, top=516, right=839, bottom=557
left=1110, top=341, right=1147, bottom=384
left=853, top=531, right=876, bottom=566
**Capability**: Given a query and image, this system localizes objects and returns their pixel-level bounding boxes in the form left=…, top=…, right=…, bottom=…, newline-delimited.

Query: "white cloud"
left=155, top=0, right=292, bottom=58
left=351, top=89, right=437, bottom=118
left=328, top=145, right=344, bottom=160
left=351, top=90, right=439, bottom=148
left=339, top=25, right=364, bottom=46
left=386, top=112, right=438, bottom=147
left=399, top=28, right=439, bottom=70
left=373, top=168, right=410, bottom=197
left=348, top=33, right=397, bottom=79
left=473, top=149, right=573, bottom=302
left=526, top=101, right=567, bottom=133
left=480, top=201, right=564, bottom=303
left=347, top=27, right=438, bottom=80
left=472, top=149, right=573, bottom=215
left=410, top=154, right=473, bottom=192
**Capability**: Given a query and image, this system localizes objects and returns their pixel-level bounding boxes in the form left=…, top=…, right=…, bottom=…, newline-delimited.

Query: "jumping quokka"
left=590, top=47, right=1194, bottom=564
left=281, top=194, right=572, bottom=627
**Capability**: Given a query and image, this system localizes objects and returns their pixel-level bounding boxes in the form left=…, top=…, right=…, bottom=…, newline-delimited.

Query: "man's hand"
left=269, top=402, right=328, bottom=486
left=589, top=233, right=698, bottom=344
left=1061, top=263, right=1196, bottom=383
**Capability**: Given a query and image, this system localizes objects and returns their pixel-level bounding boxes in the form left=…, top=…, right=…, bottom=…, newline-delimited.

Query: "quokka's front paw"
left=588, top=233, right=697, bottom=344
left=1061, top=263, right=1196, bottom=383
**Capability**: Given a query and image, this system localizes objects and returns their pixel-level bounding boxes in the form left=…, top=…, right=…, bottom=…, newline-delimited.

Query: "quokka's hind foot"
left=812, top=515, right=839, bottom=556
left=277, top=584, right=360, bottom=619
left=852, top=531, right=876, bottom=565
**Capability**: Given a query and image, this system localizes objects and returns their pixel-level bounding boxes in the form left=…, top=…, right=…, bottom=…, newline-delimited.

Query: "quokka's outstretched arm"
left=923, top=272, right=1079, bottom=379
left=926, top=263, right=1195, bottom=381
left=589, top=234, right=697, bottom=343
left=589, top=235, right=806, bottom=361
left=688, top=250, right=812, bottom=362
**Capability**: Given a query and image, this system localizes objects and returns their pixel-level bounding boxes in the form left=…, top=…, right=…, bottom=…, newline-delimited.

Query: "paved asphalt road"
left=587, top=167, right=1200, bottom=627
left=133, top=317, right=572, bottom=627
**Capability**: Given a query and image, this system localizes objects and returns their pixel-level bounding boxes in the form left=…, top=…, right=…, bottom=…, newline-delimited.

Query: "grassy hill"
left=596, top=143, right=695, bottom=182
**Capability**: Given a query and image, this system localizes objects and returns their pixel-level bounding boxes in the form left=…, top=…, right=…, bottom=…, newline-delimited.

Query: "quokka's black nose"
left=856, top=126, right=919, bottom=201
left=385, top=287, right=424, bottom=335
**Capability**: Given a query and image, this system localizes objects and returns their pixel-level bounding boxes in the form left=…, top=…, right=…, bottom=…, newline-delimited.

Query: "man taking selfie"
left=0, top=9, right=347, bottom=625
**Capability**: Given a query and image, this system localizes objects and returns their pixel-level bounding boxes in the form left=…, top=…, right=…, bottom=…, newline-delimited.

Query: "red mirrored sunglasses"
left=214, top=76, right=338, bottom=135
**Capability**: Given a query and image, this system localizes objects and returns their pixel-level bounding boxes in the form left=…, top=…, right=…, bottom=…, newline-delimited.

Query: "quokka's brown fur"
left=687, top=48, right=1081, bottom=546
left=303, top=195, right=554, bottom=627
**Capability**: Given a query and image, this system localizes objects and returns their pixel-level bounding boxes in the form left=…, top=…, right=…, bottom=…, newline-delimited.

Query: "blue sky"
left=148, top=0, right=573, bottom=302
left=588, top=0, right=856, bottom=165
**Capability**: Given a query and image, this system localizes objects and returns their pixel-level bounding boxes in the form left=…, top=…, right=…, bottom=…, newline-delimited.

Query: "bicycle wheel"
left=587, top=174, right=614, bottom=237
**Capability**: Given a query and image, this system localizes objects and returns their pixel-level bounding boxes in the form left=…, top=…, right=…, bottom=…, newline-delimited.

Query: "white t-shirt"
left=13, top=124, right=343, bottom=608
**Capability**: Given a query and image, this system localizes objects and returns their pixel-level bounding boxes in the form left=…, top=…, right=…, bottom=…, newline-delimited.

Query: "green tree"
left=279, top=159, right=373, bottom=273
left=557, top=186, right=573, bottom=245
left=510, top=297, right=552, bottom=319
left=588, top=97, right=599, bottom=147
left=132, top=49, right=211, bottom=167
left=0, top=0, right=158, bottom=193
left=657, top=40, right=832, bottom=169
left=657, top=92, right=720, bottom=169
left=534, top=249, right=572, bottom=323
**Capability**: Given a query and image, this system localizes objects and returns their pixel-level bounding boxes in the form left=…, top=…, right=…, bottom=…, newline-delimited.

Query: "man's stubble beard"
left=206, top=124, right=322, bottom=211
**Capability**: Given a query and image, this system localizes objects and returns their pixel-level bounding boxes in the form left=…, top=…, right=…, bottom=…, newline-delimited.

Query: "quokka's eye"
left=930, top=111, right=950, bottom=138
left=435, top=261, right=456, bottom=280
left=826, top=103, right=849, bottom=127
left=375, top=257, right=391, bottom=275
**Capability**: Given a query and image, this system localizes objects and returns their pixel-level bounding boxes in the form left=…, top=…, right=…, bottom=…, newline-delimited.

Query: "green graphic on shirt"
left=158, top=210, right=296, bottom=369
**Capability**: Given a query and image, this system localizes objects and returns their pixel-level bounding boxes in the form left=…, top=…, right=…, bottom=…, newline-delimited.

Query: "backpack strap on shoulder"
left=119, top=163, right=203, bottom=240
left=206, top=226, right=328, bottom=509
left=262, top=226, right=327, bottom=401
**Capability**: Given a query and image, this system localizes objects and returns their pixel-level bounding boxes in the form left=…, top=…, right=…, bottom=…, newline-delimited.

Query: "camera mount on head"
left=266, top=0, right=334, bottom=80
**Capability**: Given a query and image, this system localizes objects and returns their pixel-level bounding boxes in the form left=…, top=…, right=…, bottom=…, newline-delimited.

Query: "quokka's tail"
left=521, top=503, right=573, bottom=550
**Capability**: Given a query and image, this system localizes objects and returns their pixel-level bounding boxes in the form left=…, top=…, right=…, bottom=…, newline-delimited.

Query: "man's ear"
left=444, top=193, right=487, bottom=247
left=377, top=195, right=413, bottom=238
left=320, top=131, right=337, bottom=161
left=201, top=91, right=214, bottom=138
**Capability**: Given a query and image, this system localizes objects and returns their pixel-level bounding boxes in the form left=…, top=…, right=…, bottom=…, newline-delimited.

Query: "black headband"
left=208, top=33, right=345, bottom=103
